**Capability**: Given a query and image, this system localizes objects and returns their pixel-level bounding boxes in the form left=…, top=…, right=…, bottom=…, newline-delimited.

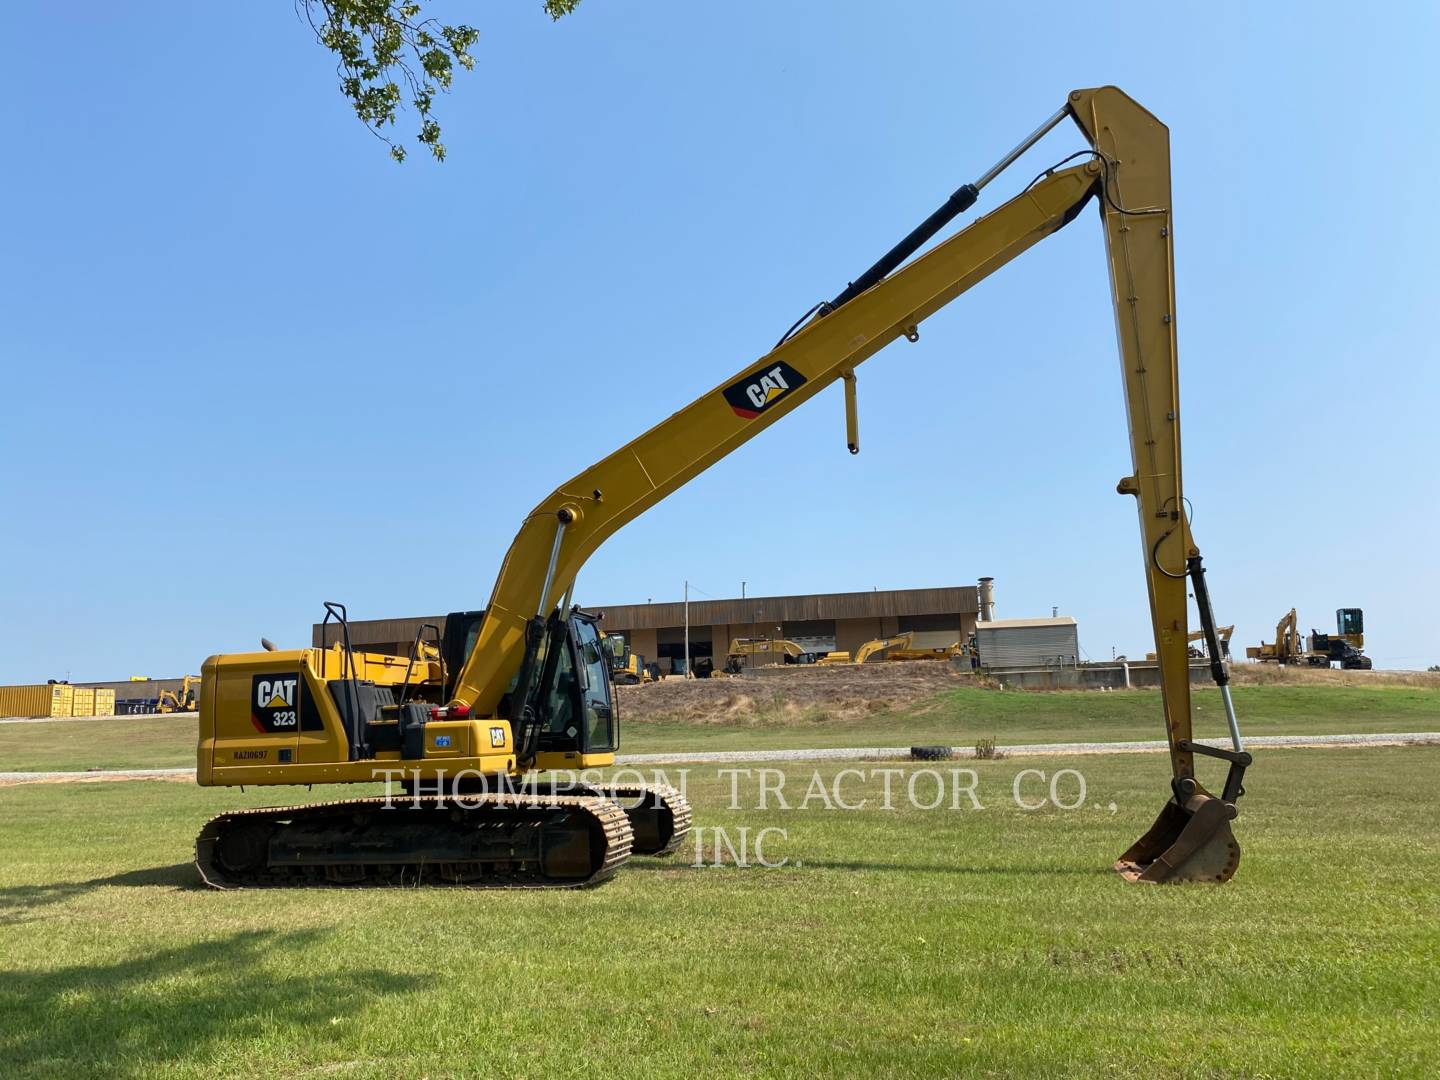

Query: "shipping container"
left=71, top=687, right=97, bottom=717
left=0, top=682, right=75, bottom=718
left=93, top=688, right=117, bottom=716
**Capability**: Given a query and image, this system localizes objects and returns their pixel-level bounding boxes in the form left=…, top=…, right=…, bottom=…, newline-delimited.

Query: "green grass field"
left=3, top=680, right=1437, bottom=773
left=1, top=747, right=1437, bottom=1077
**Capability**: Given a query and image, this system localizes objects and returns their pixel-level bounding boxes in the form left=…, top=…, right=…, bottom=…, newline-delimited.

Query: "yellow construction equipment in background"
left=157, top=674, right=201, bottom=713
left=1247, top=608, right=1370, bottom=669
left=1247, top=609, right=1302, bottom=663
left=723, top=637, right=817, bottom=673
left=817, top=631, right=948, bottom=665
left=1149, top=625, right=1233, bottom=662
left=885, top=635, right=961, bottom=662
left=194, top=86, right=1250, bottom=888
left=601, top=633, right=652, bottom=684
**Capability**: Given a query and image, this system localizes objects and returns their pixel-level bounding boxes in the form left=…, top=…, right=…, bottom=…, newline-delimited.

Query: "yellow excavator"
left=885, top=635, right=962, bottom=662
left=1247, top=608, right=1371, bottom=669
left=195, top=86, right=1249, bottom=888
left=724, top=637, right=817, bottom=673
left=157, top=674, right=201, bottom=713
left=818, top=631, right=926, bottom=665
left=1246, top=609, right=1303, bottom=663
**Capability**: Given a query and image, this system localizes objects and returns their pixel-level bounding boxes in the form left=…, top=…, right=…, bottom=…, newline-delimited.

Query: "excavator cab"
left=500, top=608, right=618, bottom=764
left=1336, top=608, right=1364, bottom=644
left=536, top=613, right=617, bottom=756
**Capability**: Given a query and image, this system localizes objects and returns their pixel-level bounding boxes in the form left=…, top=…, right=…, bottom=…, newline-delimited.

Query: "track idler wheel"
left=1114, top=792, right=1241, bottom=884
left=213, top=821, right=272, bottom=875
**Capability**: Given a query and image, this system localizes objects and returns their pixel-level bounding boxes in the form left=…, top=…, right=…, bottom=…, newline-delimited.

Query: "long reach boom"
left=449, top=86, right=1250, bottom=884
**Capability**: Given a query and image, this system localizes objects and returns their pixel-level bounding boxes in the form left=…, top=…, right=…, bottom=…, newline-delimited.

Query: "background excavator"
left=1247, top=607, right=1370, bottom=669
left=818, top=631, right=956, bottom=665
left=1246, top=609, right=1303, bottom=664
left=157, top=674, right=201, bottom=713
left=817, top=632, right=915, bottom=666
left=724, top=637, right=817, bottom=673
left=195, top=86, right=1250, bottom=889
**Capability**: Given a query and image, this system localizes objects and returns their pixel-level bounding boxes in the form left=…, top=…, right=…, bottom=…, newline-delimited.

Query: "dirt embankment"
left=614, top=661, right=970, bottom=726
left=613, top=658, right=1439, bottom=727
left=1227, top=665, right=1440, bottom=689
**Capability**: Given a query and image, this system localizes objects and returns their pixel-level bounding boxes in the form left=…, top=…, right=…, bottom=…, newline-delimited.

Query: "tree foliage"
left=302, top=1, right=581, bottom=162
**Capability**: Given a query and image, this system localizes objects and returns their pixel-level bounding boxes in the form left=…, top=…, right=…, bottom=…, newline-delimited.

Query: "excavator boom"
left=447, top=86, right=1249, bottom=883
left=452, top=157, right=1100, bottom=712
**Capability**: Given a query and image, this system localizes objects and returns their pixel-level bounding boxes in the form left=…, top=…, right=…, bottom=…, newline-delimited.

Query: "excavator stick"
left=1115, top=793, right=1241, bottom=884
left=1116, top=555, right=1251, bottom=884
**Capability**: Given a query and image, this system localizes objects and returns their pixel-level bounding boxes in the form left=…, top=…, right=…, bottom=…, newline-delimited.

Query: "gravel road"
left=2, top=731, right=1435, bottom=784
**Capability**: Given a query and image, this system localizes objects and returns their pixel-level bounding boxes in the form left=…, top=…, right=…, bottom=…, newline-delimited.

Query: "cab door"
left=572, top=617, right=617, bottom=753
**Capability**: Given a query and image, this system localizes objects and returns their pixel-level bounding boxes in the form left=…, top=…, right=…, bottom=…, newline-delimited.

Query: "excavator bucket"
left=1115, top=793, right=1241, bottom=884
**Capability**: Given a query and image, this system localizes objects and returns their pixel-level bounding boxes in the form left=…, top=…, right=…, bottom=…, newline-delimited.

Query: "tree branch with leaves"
left=301, top=1, right=581, bottom=162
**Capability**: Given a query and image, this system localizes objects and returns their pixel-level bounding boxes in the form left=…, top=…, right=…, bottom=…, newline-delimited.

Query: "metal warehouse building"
left=973, top=616, right=1080, bottom=670
left=314, top=582, right=992, bottom=674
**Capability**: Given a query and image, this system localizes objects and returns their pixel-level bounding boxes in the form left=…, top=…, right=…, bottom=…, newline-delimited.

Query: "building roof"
left=975, top=616, right=1076, bottom=630
left=313, top=585, right=980, bottom=645
left=598, top=586, right=978, bottom=631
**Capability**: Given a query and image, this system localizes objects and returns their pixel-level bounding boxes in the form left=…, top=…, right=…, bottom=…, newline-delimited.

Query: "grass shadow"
left=0, top=862, right=200, bottom=924
left=0, top=929, right=422, bottom=1077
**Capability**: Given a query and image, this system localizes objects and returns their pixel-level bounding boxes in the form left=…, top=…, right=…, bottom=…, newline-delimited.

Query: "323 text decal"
left=251, top=674, right=299, bottom=733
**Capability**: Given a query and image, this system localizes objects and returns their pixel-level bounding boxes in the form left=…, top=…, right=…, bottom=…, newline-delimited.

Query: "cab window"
left=574, top=620, right=617, bottom=752
left=543, top=640, right=578, bottom=736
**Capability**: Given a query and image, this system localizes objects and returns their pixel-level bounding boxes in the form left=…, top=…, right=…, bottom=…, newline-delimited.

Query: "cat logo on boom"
left=722, top=361, right=808, bottom=419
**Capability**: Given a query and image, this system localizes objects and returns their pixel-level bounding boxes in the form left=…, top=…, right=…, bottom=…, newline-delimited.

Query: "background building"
left=313, top=583, right=986, bottom=674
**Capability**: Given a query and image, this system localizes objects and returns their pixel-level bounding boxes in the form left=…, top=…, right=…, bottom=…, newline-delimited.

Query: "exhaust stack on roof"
left=978, top=577, right=996, bottom=623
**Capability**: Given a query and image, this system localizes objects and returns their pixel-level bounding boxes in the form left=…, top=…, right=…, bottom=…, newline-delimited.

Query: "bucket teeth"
left=1115, top=795, right=1242, bottom=885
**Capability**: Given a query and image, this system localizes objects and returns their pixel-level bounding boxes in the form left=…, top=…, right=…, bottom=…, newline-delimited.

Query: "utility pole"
left=683, top=580, right=690, bottom=679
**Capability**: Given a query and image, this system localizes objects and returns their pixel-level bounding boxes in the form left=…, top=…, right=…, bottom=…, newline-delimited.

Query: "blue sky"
left=2, top=1, right=1437, bottom=681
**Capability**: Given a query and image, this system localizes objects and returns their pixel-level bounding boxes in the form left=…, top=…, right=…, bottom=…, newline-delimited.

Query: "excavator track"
left=195, top=793, right=632, bottom=890
left=592, top=783, right=692, bottom=857
left=509, top=781, right=692, bottom=857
